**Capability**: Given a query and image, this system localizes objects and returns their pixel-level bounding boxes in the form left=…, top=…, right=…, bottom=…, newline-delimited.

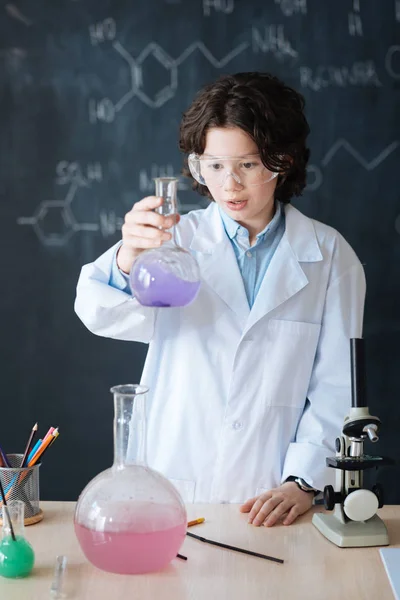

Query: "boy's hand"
left=117, top=196, right=180, bottom=274
left=240, top=482, right=314, bottom=527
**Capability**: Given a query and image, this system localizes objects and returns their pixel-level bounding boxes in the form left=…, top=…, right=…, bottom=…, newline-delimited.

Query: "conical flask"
left=74, top=385, right=187, bottom=574
left=0, top=500, right=35, bottom=578
left=129, top=177, right=201, bottom=307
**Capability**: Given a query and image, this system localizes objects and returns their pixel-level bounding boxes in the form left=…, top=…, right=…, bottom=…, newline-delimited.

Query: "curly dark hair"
left=179, top=72, right=310, bottom=204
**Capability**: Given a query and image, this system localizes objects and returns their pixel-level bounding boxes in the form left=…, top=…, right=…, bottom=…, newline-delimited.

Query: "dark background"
left=0, top=0, right=399, bottom=502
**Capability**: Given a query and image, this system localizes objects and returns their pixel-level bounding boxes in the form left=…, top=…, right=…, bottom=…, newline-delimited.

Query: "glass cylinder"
left=129, top=177, right=201, bottom=307
left=74, top=385, right=187, bottom=574
left=0, top=500, right=35, bottom=578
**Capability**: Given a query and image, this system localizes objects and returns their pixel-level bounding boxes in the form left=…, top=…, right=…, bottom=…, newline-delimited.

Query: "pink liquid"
left=74, top=521, right=186, bottom=574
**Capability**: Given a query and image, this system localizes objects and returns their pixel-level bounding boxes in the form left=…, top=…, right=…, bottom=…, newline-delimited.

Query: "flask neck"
left=2, top=500, right=24, bottom=539
left=155, top=195, right=177, bottom=217
left=154, top=177, right=179, bottom=247
left=156, top=204, right=179, bottom=247
left=111, top=385, right=148, bottom=469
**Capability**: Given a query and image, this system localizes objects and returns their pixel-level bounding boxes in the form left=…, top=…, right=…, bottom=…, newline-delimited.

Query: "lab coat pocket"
left=168, top=478, right=196, bottom=503
left=265, top=319, right=321, bottom=408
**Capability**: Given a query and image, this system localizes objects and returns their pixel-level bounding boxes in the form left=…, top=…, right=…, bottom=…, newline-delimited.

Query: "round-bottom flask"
left=0, top=500, right=35, bottom=578
left=74, top=385, right=187, bottom=575
left=129, top=177, right=201, bottom=307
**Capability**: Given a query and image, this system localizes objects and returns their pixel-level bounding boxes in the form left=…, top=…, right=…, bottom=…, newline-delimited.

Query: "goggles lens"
left=188, top=154, right=278, bottom=187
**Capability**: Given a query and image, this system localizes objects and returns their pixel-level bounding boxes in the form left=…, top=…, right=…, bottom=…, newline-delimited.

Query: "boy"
left=75, top=72, right=366, bottom=527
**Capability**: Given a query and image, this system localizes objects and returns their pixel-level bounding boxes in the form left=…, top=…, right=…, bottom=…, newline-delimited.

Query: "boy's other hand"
left=239, top=482, right=314, bottom=527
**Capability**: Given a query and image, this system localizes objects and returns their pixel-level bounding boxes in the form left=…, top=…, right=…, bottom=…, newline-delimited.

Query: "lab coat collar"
left=189, top=202, right=323, bottom=325
left=284, top=203, right=323, bottom=263
left=190, top=203, right=250, bottom=321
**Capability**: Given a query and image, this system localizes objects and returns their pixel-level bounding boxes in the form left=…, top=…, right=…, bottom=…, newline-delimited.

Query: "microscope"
left=312, top=338, right=394, bottom=547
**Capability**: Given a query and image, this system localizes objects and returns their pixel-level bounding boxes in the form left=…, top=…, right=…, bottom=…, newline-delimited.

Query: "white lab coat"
left=75, top=202, right=366, bottom=503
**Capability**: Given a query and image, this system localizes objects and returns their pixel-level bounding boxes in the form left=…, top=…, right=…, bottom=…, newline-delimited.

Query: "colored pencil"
left=27, top=439, right=42, bottom=464
left=28, top=428, right=58, bottom=466
left=0, top=429, right=60, bottom=507
left=34, top=430, right=59, bottom=463
left=0, top=446, right=10, bottom=468
left=15, top=431, right=58, bottom=495
left=0, top=477, right=16, bottom=540
left=13, top=430, right=59, bottom=495
left=187, top=517, right=205, bottom=527
left=42, top=426, right=55, bottom=444
left=20, top=423, right=38, bottom=467
left=186, top=532, right=284, bottom=564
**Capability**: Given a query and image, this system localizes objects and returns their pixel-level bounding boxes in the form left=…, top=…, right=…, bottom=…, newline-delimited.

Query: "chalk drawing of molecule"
left=16, top=162, right=206, bottom=246
left=16, top=162, right=124, bottom=246
left=87, top=19, right=299, bottom=121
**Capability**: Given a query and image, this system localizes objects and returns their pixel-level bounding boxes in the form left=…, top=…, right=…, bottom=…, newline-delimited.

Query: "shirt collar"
left=219, top=201, right=283, bottom=242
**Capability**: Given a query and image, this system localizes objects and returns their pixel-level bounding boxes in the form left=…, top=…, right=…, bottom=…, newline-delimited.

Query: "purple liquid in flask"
left=131, top=255, right=200, bottom=307
left=129, top=177, right=201, bottom=307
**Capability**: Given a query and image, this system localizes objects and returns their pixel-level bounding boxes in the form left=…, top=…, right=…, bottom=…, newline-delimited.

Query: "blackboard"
left=1, top=0, right=399, bottom=503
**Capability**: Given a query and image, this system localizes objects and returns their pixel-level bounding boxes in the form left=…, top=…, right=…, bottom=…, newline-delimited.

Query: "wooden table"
left=0, top=502, right=399, bottom=599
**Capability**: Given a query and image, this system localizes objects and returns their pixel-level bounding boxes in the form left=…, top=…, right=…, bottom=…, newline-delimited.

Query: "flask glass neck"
left=154, top=177, right=179, bottom=246
left=111, top=385, right=148, bottom=469
left=2, top=500, right=24, bottom=539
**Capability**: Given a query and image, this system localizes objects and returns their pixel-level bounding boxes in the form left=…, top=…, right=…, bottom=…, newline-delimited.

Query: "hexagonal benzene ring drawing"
left=17, top=181, right=103, bottom=246
left=34, top=201, right=77, bottom=246
left=17, top=201, right=76, bottom=246
left=112, top=41, right=139, bottom=113
left=135, top=43, right=178, bottom=108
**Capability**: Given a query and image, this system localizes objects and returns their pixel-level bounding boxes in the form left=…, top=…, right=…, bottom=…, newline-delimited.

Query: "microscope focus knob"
left=323, top=485, right=343, bottom=510
left=364, top=425, right=379, bottom=443
left=343, top=489, right=379, bottom=522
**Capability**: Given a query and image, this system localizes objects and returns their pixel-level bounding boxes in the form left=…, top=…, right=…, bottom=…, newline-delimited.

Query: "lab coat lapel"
left=244, top=204, right=324, bottom=334
left=190, top=204, right=250, bottom=321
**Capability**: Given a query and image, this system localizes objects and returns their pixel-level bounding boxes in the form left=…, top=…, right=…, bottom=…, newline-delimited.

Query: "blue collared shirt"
left=218, top=202, right=285, bottom=308
left=109, top=202, right=286, bottom=306
left=109, top=242, right=130, bottom=292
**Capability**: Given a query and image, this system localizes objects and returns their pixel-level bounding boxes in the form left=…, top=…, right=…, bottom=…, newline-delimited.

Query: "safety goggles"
left=188, top=153, right=278, bottom=188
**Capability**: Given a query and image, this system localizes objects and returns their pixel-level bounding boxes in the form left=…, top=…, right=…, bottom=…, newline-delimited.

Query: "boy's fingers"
left=239, top=497, right=258, bottom=513
left=128, top=224, right=171, bottom=241
left=250, top=495, right=281, bottom=526
left=132, top=196, right=163, bottom=211
left=282, top=506, right=300, bottom=526
left=262, top=500, right=292, bottom=527
left=126, top=210, right=177, bottom=229
left=126, top=236, right=163, bottom=249
left=247, top=492, right=274, bottom=523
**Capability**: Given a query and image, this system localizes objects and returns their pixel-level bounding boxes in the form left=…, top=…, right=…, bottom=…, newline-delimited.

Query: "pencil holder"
left=0, top=454, right=43, bottom=526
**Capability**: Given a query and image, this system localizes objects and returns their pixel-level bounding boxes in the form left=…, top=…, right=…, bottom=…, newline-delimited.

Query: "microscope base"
left=312, top=512, right=389, bottom=547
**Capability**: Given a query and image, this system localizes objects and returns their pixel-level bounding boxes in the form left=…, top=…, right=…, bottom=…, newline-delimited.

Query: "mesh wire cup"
left=0, top=454, right=43, bottom=526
